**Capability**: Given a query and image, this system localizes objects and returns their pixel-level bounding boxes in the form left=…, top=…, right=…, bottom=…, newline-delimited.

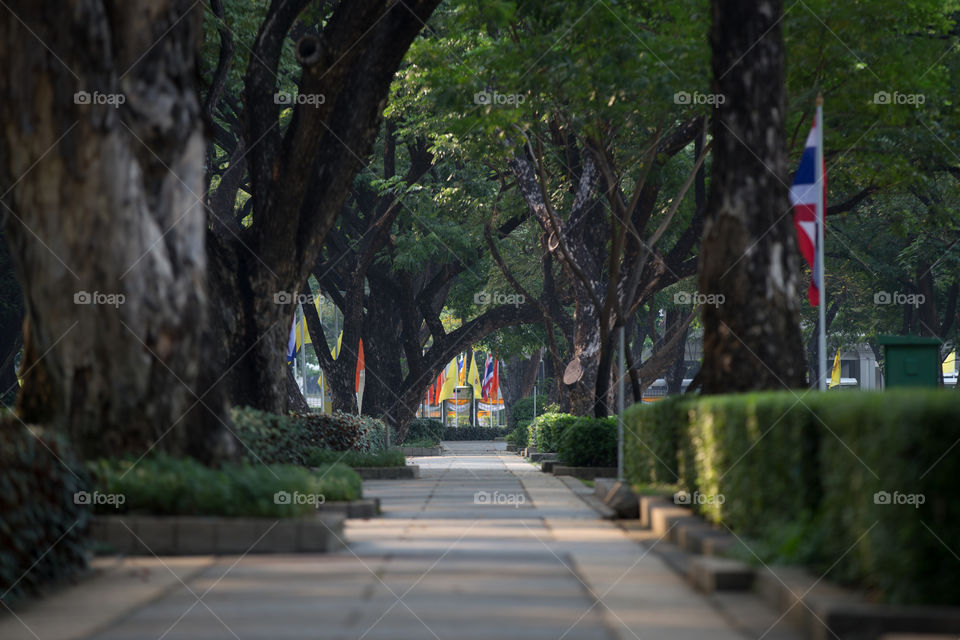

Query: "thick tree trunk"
left=0, top=228, right=23, bottom=406
left=0, top=1, right=235, bottom=461
left=665, top=309, right=689, bottom=394
left=698, top=0, right=806, bottom=393
left=202, top=1, right=439, bottom=414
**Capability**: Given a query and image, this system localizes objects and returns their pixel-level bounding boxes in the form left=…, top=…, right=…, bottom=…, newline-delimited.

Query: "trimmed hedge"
left=404, top=418, right=444, bottom=445
left=231, top=407, right=388, bottom=465
left=0, top=421, right=89, bottom=606
left=306, top=448, right=406, bottom=468
left=558, top=416, right=618, bottom=467
left=88, top=455, right=362, bottom=517
left=527, top=412, right=579, bottom=452
left=506, top=423, right=529, bottom=447
left=443, top=425, right=510, bottom=440
left=623, top=390, right=960, bottom=605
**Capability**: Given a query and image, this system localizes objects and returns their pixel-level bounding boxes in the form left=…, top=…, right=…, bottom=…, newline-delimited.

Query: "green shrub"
left=623, top=397, right=683, bottom=485
left=558, top=416, right=618, bottom=467
left=506, top=423, right=529, bottom=447
left=231, top=407, right=385, bottom=465
left=353, top=415, right=389, bottom=452
left=510, top=394, right=547, bottom=425
left=623, top=390, right=960, bottom=605
left=0, top=421, right=89, bottom=606
left=404, top=418, right=444, bottom=445
left=88, top=455, right=362, bottom=517
left=527, top=412, right=578, bottom=452
left=306, top=448, right=406, bottom=468
left=443, top=425, right=510, bottom=440
left=402, top=437, right=440, bottom=448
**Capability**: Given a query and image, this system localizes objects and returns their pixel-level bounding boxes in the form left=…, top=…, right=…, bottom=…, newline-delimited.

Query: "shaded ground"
left=5, top=442, right=800, bottom=640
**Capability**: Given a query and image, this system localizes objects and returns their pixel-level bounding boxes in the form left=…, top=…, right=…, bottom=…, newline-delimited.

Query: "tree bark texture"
left=698, top=0, right=806, bottom=393
left=0, top=1, right=235, bottom=461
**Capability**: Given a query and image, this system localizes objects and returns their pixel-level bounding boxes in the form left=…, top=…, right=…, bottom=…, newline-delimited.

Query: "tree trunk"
left=665, top=309, right=689, bottom=394
left=0, top=227, right=23, bottom=406
left=0, top=1, right=235, bottom=462
left=698, top=0, right=806, bottom=393
left=202, top=1, right=439, bottom=415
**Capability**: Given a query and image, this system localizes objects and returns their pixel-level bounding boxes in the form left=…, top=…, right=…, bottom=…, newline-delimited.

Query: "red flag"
left=790, top=114, right=826, bottom=306
left=354, top=339, right=364, bottom=392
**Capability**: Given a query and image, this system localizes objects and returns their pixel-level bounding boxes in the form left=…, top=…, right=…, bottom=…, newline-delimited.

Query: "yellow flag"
left=829, top=348, right=842, bottom=388
left=468, top=353, right=483, bottom=399
left=438, top=358, right=458, bottom=402
left=943, top=351, right=956, bottom=375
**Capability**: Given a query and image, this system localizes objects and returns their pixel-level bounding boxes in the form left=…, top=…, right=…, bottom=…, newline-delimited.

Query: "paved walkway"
left=4, top=442, right=792, bottom=640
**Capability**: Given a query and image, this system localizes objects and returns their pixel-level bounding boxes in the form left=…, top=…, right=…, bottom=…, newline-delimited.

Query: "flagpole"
left=816, top=94, right=827, bottom=391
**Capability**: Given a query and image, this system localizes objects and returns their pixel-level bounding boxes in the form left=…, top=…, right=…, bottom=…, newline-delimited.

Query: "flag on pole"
left=481, top=355, right=495, bottom=400
left=467, top=353, right=483, bottom=400
left=438, top=358, right=458, bottom=402
left=943, top=351, right=956, bottom=376
left=829, top=348, right=842, bottom=388
left=286, top=318, right=297, bottom=365
left=791, top=112, right=827, bottom=306
left=457, top=355, right=466, bottom=385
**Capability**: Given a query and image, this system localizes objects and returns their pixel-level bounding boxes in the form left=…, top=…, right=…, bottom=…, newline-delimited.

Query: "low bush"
left=510, top=394, right=547, bottom=425
left=404, top=418, right=444, bottom=445
left=443, top=425, right=510, bottom=440
left=0, top=421, right=89, bottom=606
left=306, top=448, right=406, bottom=468
left=231, top=407, right=387, bottom=465
left=402, top=437, right=441, bottom=448
left=623, top=390, right=960, bottom=605
left=558, top=416, right=618, bottom=467
left=528, top=412, right=578, bottom=452
left=88, top=455, right=362, bottom=517
left=506, top=423, right=529, bottom=447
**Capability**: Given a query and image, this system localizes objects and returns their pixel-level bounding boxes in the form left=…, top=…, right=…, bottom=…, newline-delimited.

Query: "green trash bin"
left=877, top=335, right=942, bottom=388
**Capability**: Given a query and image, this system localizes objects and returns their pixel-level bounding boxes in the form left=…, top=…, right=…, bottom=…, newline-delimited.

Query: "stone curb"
left=529, top=452, right=557, bottom=463
left=91, top=513, right=345, bottom=555
left=593, top=478, right=640, bottom=519
left=552, top=465, right=618, bottom=480
left=637, top=499, right=960, bottom=638
left=398, top=446, right=442, bottom=456
left=687, top=556, right=754, bottom=593
left=754, top=565, right=960, bottom=640
left=315, top=498, right=380, bottom=518
left=353, top=465, right=420, bottom=480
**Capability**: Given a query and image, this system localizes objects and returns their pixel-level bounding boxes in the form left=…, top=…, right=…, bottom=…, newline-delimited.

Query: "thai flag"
left=790, top=115, right=826, bottom=306
left=481, top=355, right=495, bottom=400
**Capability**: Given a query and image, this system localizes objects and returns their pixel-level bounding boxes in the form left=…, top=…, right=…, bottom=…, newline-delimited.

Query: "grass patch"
left=402, top=437, right=440, bottom=448
left=306, top=448, right=406, bottom=468
left=88, top=455, right=362, bottom=517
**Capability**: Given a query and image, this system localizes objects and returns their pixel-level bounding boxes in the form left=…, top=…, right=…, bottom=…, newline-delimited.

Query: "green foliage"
left=506, top=423, right=529, bottom=447
left=88, top=455, right=361, bottom=517
left=558, top=417, right=618, bottom=467
left=402, top=437, right=441, bottom=448
left=624, top=390, right=960, bottom=605
left=230, top=407, right=386, bottom=466
left=443, top=425, right=510, bottom=441
left=510, top=395, right=548, bottom=425
left=305, top=448, right=406, bottom=468
left=623, top=397, right=684, bottom=485
left=527, top=412, right=579, bottom=453
left=0, top=421, right=88, bottom=606
left=404, top=418, right=444, bottom=445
